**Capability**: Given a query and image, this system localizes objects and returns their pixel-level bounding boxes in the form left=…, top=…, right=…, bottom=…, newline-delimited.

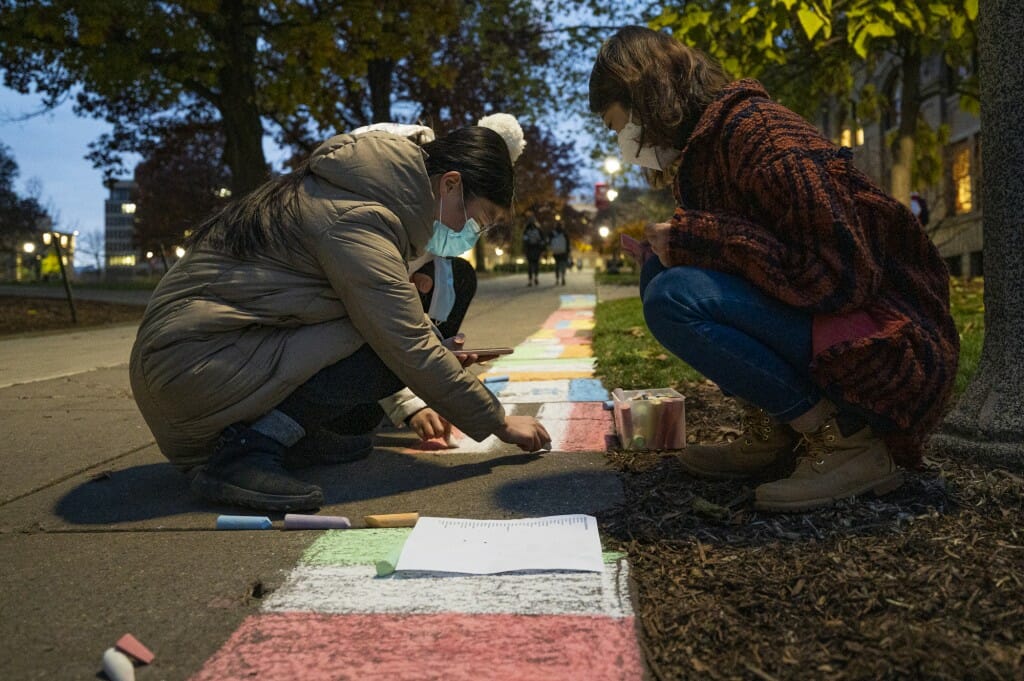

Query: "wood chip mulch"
left=600, top=380, right=1024, bottom=680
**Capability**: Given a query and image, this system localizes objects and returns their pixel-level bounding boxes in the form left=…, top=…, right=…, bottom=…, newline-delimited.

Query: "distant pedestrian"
left=910, top=191, right=930, bottom=227
left=522, top=214, right=546, bottom=286
left=590, top=26, right=958, bottom=512
left=130, top=117, right=549, bottom=512
left=549, top=223, right=570, bottom=285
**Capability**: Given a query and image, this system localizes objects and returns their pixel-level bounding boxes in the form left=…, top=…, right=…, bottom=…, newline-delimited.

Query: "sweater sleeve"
left=665, top=105, right=883, bottom=314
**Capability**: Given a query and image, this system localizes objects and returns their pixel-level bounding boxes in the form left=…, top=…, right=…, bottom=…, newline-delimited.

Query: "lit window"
left=952, top=145, right=973, bottom=214
left=109, top=255, right=137, bottom=266
left=122, top=203, right=137, bottom=214
left=840, top=128, right=852, bottom=147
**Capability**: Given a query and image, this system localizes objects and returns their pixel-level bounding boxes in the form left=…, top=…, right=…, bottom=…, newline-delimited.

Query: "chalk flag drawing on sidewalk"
left=190, top=530, right=642, bottom=681
left=189, top=293, right=645, bottom=680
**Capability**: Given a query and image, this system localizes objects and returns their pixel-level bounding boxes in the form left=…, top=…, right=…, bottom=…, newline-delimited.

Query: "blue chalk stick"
left=482, top=375, right=510, bottom=384
left=216, top=515, right=273, bottom=530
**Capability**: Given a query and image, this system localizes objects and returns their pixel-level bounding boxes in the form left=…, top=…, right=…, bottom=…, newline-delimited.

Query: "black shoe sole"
left=190, top=470, right=324, bottom=512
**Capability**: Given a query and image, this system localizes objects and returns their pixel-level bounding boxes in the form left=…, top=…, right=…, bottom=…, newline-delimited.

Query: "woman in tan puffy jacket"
left=129, top=124, right=549, bottom=511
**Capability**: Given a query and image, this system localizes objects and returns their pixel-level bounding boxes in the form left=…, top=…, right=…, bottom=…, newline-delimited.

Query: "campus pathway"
left=0, top=267, right=646, bottom=679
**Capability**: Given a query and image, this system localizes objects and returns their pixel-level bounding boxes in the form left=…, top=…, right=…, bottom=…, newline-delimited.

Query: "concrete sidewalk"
left=0, top=267, right=642, bottom=680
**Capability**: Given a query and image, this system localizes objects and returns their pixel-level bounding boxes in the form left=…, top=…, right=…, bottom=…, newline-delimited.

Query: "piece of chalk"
left=283, top=514, right=351, bottom=530
left=115, top=633, right=154, bottom=665
left=102, top=648, right=135, bottom=681
left=216, top=515, right=273, bottom=530
left=364, top=512, right=420, bottom=528
left=482, top=375, right=509, bottom=384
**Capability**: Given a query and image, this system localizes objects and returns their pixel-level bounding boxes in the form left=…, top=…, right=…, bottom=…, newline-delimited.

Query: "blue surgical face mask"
left=427, top=189, right=481, bottom=257
left=427, top=256, right=456, bottom=322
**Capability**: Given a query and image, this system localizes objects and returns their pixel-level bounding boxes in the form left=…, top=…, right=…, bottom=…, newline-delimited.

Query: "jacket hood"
left=308, top=132, right=436, bottom=256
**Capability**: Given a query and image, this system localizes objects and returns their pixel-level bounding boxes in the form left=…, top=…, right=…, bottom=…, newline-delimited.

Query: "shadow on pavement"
left=52, top=449, right=581, bottom=524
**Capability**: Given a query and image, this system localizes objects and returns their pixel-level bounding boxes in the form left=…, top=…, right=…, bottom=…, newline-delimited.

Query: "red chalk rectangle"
left=561, top=402, right=616, bottom=452
left=115, top=632, right=154, bottom=664
left=189, top=612, right=643, bottom=681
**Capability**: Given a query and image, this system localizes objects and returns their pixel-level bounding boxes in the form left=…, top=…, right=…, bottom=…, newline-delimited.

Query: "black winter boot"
left=190, top=425, right=324, bottom=511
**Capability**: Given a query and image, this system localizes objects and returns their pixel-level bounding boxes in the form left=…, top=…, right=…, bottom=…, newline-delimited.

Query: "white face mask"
left=617, top=120, right=679, bottom=170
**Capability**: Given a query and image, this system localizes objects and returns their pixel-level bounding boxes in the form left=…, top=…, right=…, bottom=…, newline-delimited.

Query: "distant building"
left=104, top=180, right=139, bottom=273
left=831, top=53, right=982, bottom=278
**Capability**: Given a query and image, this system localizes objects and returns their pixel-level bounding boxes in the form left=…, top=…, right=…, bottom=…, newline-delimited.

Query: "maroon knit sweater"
left=665, top=80, right=959, bottom=467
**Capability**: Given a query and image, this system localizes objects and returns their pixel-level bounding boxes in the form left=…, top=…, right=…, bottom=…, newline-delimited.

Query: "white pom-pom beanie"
left=477, top=113, right=526, bottom=164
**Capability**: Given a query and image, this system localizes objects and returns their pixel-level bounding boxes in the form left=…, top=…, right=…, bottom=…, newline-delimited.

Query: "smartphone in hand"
left=453, top=347, right=514, bottom=357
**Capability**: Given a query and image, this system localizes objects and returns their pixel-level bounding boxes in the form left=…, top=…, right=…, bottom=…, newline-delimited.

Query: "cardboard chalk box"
left=612, top=388, right=687, bottom=451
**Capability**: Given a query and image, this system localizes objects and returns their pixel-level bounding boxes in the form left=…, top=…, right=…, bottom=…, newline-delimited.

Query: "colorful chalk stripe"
left=189, top=294, right=644, bottom=680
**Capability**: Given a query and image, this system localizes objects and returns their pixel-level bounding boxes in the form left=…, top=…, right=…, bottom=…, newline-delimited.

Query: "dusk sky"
left=0, top=86, right=112, bottom=239
left=0, top=86, right=293, bottom=247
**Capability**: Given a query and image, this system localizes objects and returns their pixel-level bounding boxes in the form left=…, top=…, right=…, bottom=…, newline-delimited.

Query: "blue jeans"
left=640, top=259, right=820, bottom=423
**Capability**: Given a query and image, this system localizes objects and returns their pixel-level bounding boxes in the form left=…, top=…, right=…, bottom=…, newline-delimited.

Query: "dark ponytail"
left=187, top=158, right=311, bottom=257
left=422, top=127, right=515, bottom=209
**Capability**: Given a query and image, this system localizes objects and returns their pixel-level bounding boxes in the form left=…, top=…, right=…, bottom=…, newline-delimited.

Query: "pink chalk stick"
left=283, top=514, right=352, bottom=530
left=115, top=633, right=154, bottom=665
left=612, top=390, right=629, bottom=445
left=665, top=400, right=686, bottom=448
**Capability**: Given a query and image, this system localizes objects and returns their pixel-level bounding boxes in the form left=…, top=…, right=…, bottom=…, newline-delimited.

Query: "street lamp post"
left=602, top=157, right=622, bottom=264
left=42, top=231, right=77, bottom=323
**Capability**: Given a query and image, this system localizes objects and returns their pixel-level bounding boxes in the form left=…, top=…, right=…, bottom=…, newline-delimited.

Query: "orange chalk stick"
left=364, top=512, right=420, bottom=528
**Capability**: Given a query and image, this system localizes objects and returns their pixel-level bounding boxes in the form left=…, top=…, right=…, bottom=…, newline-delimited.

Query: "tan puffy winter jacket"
left=129, top=132, right=504, bottom=469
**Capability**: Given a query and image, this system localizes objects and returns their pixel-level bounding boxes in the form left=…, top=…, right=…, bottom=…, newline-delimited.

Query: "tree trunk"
left=368, top=58, right=394, bottom=123
left=889, top=47, right=921, bottom=205
left=930, top=0, right=1024, bottom=468
left=216, top=0, right=268, bottom=196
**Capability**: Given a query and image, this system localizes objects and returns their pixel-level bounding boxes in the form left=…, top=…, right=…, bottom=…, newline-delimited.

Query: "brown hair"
left=589, top=26, right=730, bottom=150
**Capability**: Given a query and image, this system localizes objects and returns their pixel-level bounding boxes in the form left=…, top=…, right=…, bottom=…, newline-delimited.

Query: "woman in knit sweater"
left=589, top=27, right=958, bottom=512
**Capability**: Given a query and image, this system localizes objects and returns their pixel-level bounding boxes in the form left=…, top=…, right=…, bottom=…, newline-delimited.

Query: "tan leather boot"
left=676, top=404, right=799, bottom=480
left=754, top=418, right=903, bottom=512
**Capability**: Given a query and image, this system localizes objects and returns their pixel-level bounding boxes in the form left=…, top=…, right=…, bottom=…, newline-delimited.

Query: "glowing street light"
left=598, top=226, right=611, bottom=239
left=22, top=242, right=36, bottom=254
left=606, top=188, right=619, bottom=202
left=494, top=247, right=504, bottom=256
left=146, top=251, right=154, bottom=259
left=603, top=157, right=622, bottom=175
left=174, top=246, right=186, bottom=258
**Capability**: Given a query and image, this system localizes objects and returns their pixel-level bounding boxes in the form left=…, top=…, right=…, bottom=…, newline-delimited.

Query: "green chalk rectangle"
left=302, top=528, right=411, bottom=566
left=302, top=527, right=626, bottom=569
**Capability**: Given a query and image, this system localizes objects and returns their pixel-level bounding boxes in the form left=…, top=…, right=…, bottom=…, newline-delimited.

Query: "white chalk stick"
left=102, top=647, right=135, bottom=681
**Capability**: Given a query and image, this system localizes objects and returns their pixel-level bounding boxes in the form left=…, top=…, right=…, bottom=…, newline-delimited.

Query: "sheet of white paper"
left=394, top=514, right=604, bottom=575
